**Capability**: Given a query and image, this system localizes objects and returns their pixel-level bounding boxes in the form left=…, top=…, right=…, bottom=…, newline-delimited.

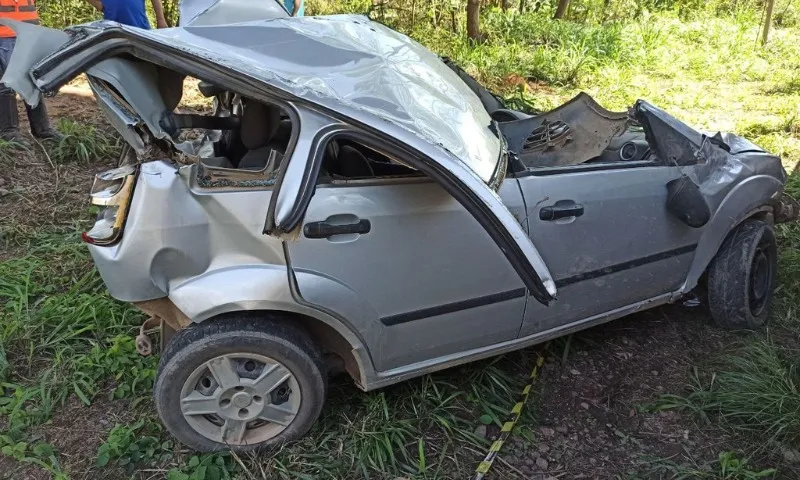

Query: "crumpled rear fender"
left=681, top=174, right=783, bottom=292
left=168, top=264, right=378, bottom=382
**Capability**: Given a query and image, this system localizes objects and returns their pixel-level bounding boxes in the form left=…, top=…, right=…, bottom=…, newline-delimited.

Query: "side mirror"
left=666, top=175, right=711, bottom=228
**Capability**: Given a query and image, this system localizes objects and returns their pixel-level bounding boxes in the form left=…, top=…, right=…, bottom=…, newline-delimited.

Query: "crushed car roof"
left=90, top=15, right=503, bottom=181
left=178, top=0, right=289, bottom=27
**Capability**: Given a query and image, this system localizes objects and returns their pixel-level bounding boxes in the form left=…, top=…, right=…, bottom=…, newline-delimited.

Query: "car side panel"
left=682, top=174, right=784, bottom=292
left=289, top=179, right=528, bottom=372
left=517, top=165, right=703, bottom=335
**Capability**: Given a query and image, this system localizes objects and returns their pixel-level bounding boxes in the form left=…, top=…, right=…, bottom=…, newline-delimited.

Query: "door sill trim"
left=363, top=292, right=674, bottom=391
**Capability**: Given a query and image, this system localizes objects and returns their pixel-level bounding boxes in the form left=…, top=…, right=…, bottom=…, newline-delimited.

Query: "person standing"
left=0, top=0, right=61, bottom=142
left=86, top=0, right=168, bottom=29
left=283, top=0, right=304, bottom=16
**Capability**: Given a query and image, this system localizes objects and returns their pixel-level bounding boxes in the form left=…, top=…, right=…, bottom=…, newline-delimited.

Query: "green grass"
left=653, top=338, right=800, bottom=450
left=47, top=118, right=119, bottom=164
left=634, top=451, right=777, bottom=479
left=0, top=138, right=30, bottom=166
left=2, top=1, right=800, bottom=478
left=0, top=231, right=153, bottom=438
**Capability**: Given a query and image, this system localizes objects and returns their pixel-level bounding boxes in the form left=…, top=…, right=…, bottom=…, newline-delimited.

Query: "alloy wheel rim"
left=180, top=353, right=301, bottom=446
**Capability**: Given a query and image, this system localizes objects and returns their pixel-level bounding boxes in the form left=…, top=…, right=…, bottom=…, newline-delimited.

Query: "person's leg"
left=26, top=100, right=62, bottom=140
left=0, top=37, right=22, bottom=142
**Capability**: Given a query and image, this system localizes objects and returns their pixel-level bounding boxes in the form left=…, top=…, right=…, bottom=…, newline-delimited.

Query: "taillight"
left=82, top=165, right=137, bottom=246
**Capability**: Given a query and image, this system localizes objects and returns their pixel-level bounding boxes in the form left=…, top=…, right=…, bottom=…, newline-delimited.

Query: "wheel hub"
left=179, top=353, right=302, bottom=446
left=231, top=391, right=253, bottom=409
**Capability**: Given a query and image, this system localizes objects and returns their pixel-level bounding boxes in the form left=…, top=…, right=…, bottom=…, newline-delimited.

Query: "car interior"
left=446, top=59, right=656, bottom=170
left=189, top=81, right=421, bottom=182
left=184, top=73, right=652, bottom=185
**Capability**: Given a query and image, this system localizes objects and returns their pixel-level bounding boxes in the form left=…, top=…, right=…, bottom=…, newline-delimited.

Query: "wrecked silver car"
left=2, top=2, right=797, bottom=452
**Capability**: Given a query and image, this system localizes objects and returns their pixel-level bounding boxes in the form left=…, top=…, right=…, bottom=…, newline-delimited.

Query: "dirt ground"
left=495, top=306, right=799, bottom=479
left=2, top=88, right=798, bottom=480
left=0, top=86, right=116, bottom=243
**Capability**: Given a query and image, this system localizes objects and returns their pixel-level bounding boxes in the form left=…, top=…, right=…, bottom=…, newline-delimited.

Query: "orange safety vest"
left=0, top=0, right=40, bottom=38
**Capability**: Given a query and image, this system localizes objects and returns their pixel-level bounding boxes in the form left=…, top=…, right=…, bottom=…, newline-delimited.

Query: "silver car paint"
left=6, top=16, right=502, bottom=183
left=87, top=77, right=147, bottom=153
left=517, top=164, right=700, bottom=335
left=289, top=177, right=529, bottom=371
left=0, top=20, right=67, bottom=108
left=2, top=12, right=790, bottom=392
left=4, top=17, right=558, bottom=302
left=178, top=0, right=289, bottom=27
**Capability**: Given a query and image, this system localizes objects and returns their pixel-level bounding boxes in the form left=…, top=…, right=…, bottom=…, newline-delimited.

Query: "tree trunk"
left=554, top=0, right=570, bottom=19
left=467, top=0, right=480, bottom=40
left=501, top=0, right=509, bottom=11
left=519, top=0, right=526, bottom=13
left=762, top=0, right=776, bottom=45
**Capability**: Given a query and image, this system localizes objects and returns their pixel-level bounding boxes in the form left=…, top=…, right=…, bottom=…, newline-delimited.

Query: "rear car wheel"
left=154, top=315, right=327, bottom=452
left=707, top=219, right=777, bottom=329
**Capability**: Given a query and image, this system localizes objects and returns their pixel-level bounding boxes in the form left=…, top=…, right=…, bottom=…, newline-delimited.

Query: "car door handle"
left=303, top=219, right=371, bottom=239
left=539, top=201, right=584, bottom=221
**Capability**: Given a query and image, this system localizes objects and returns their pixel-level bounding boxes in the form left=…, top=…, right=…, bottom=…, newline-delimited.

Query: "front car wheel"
left=707, top=219, right=778, bottom=329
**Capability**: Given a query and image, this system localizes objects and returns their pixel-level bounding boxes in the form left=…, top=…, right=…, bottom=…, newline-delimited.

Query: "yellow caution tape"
left=472, top=352, right=545, bottom=480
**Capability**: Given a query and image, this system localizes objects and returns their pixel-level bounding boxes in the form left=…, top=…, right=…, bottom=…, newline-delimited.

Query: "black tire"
left=154, top=314, right=327, bottom=452
left=707, top=219, right=777, bottom=329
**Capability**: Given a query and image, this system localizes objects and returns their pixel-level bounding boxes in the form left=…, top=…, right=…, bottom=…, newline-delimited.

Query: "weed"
left=47, top=118, right=118, bottom=164
left=167, top=454, right=236, bottom=480
left=96, top=419, right=173, bottom=472
left=637, top=451, right=777, bottom=479
left=654, top=338, right=800, bottom=449
left=0, top=437, right=67, bottom=479
left=0, top=229, right=151, bottom=467
left=0, top=138, right=29, bottom=165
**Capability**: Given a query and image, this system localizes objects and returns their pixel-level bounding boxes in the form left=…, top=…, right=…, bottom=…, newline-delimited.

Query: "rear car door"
left=516, top=162, right=703, bottom=336
left=284, top=135, right=532, bottom=371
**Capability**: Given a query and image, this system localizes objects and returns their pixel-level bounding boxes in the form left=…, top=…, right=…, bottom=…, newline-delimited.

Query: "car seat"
left=237, top=101, right=282, bottom=171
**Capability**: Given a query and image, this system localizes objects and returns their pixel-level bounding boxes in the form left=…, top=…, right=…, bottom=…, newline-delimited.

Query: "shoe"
left=26, top=101, right=63, bottom=141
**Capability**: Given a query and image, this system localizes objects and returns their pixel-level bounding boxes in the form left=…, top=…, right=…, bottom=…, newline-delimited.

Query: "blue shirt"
left=283, top=0, right=304, bottom=16
left=102, top=0, right=151, bottom=29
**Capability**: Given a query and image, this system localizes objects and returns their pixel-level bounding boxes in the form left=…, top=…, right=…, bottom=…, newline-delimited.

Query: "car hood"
left=1, top=14, right=503, bottom=184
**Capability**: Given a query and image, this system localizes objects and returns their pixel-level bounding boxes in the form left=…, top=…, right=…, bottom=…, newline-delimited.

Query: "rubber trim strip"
left=382, top=243, right=697, bottom=327
left=555, top=243, right=697, bottom=288
left=381, top=288, right=526, bottom=326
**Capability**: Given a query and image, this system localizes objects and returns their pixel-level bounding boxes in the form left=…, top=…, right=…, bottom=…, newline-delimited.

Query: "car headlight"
left=82, top=165, right=137, bottom=246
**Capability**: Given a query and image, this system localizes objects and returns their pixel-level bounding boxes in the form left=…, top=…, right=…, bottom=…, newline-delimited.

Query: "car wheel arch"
left=681, top=174, right=782, bottom=293
left=191, top=308, right=372, bottom=390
